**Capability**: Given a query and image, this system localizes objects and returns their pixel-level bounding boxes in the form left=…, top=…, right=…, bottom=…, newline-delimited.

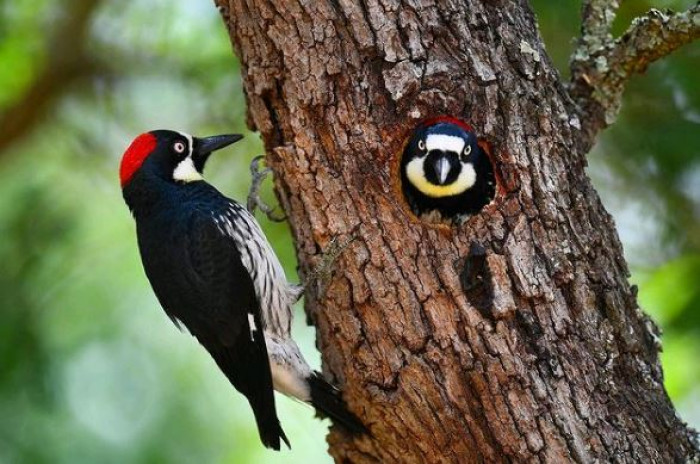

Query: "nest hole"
left=397, top=117, right=497, bottom=226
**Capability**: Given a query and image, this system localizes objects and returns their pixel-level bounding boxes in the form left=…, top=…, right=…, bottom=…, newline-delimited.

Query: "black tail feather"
left=247, top=394, right=290, bottom=450
left=208, top=343, right=290, bottom=450
left=308, top=372, right=367, bottom=435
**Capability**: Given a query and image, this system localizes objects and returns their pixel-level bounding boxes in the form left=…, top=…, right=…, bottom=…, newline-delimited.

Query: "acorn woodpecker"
left=119, top=130, right=364, bottom=450
left=400, top=117, right=495, bottom=221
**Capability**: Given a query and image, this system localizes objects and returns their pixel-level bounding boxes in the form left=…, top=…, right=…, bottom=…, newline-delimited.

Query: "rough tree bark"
left=215, top=1, right=699, bottom=462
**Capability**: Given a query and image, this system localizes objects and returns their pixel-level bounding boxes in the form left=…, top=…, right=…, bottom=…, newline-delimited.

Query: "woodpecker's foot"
left=289, top=284, right=305, bottom=304
left=247, top=155, right=286, bottom=222
left=304, top=235, right=357, bottom=291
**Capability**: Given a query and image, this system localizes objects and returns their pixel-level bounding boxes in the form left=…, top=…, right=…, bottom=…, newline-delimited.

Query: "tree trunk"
left=215, top=1, right=699, bottom=462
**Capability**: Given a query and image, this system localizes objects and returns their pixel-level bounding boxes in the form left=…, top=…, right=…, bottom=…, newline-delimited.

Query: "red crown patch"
left=119, top=132, right=157, bottom=187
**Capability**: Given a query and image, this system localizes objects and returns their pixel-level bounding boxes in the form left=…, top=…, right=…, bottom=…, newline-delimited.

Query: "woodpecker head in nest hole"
left=400, top=117, right=495, bottom=223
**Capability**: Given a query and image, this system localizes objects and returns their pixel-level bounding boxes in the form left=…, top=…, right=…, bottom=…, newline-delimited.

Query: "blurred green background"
left=0, top=1, right=697, bottom=463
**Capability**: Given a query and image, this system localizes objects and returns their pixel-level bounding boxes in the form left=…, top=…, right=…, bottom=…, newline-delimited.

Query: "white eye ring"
left=463, top=145, right=472, bottom=156
left=418, top=140, right=426, bottom=151
left=173, top=141, right=186, bottom=154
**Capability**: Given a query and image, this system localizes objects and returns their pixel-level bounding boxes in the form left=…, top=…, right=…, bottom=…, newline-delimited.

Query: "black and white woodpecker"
left=401, top=117, right=495, bottom=220
left=119, top=130, right=363, bottom=450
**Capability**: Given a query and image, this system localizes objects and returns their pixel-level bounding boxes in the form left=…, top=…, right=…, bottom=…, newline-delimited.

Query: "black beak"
left=193, top=134, right=243, bottom=170
left=433, top=155, right=451, bottom=185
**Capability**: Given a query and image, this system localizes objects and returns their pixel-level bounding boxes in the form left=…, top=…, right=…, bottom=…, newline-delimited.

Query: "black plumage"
left=128, top=172, right=288, bottom=449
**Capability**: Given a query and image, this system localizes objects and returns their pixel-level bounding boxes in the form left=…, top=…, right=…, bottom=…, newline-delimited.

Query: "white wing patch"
left=214, top=203, right=294, bottom=336
left=426, top=134, right=465, bottom=154
left=247, top=312, right=257, bottom=341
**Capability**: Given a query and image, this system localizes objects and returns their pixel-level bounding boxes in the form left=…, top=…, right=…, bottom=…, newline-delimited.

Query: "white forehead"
left=425, top=134, right=465, bottom=153
left=176, top=130, right=194, bottom=157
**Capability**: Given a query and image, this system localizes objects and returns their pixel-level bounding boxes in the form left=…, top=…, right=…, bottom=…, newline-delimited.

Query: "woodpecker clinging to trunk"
left=119, top=129, right=364, bottom=450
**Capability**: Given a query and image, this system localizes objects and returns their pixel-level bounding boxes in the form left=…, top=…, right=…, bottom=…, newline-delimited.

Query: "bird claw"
left=288, top=284, right=305, bottom=304
left=247, top=155, right=287, bottom=222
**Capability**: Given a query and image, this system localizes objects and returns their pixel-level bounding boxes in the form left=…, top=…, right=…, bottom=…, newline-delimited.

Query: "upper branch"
left=570, top=2, right=700, bottom=145
left=580, top=0, right=621, bottom=48
left=0, top=0, right=103, bottom=156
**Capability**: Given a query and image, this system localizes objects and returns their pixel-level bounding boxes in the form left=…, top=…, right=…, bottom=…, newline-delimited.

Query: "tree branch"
left=580, top=0, right=621, bottom=47
left=0, top=0, right=103, bottom=156
left=570, top=2, right=700, bottom=144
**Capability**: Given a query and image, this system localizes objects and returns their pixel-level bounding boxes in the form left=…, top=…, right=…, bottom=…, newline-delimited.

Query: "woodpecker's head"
left=402, top=117, right=481, bottom=198
left=401, top=117, right=495, bottom=220
left=119, top=130, right=242, bottom=214
left=119, top=130, right=242, bottom=189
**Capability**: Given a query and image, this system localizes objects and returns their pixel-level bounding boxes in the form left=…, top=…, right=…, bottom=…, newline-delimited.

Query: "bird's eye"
left=460, top=144, right=473, bottom=162
left=417, top=140, right=426, bottom=151
left=173, top=141, right=186, bottom=154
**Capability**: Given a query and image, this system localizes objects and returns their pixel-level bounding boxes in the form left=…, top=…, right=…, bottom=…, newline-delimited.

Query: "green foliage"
left=0, top=0, right=698, bottom=462
left=0, top=0, right=51, bottom=106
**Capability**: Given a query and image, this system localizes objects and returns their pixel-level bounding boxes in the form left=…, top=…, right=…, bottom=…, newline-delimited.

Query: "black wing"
left=181, top=212, right=289, bottom=450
